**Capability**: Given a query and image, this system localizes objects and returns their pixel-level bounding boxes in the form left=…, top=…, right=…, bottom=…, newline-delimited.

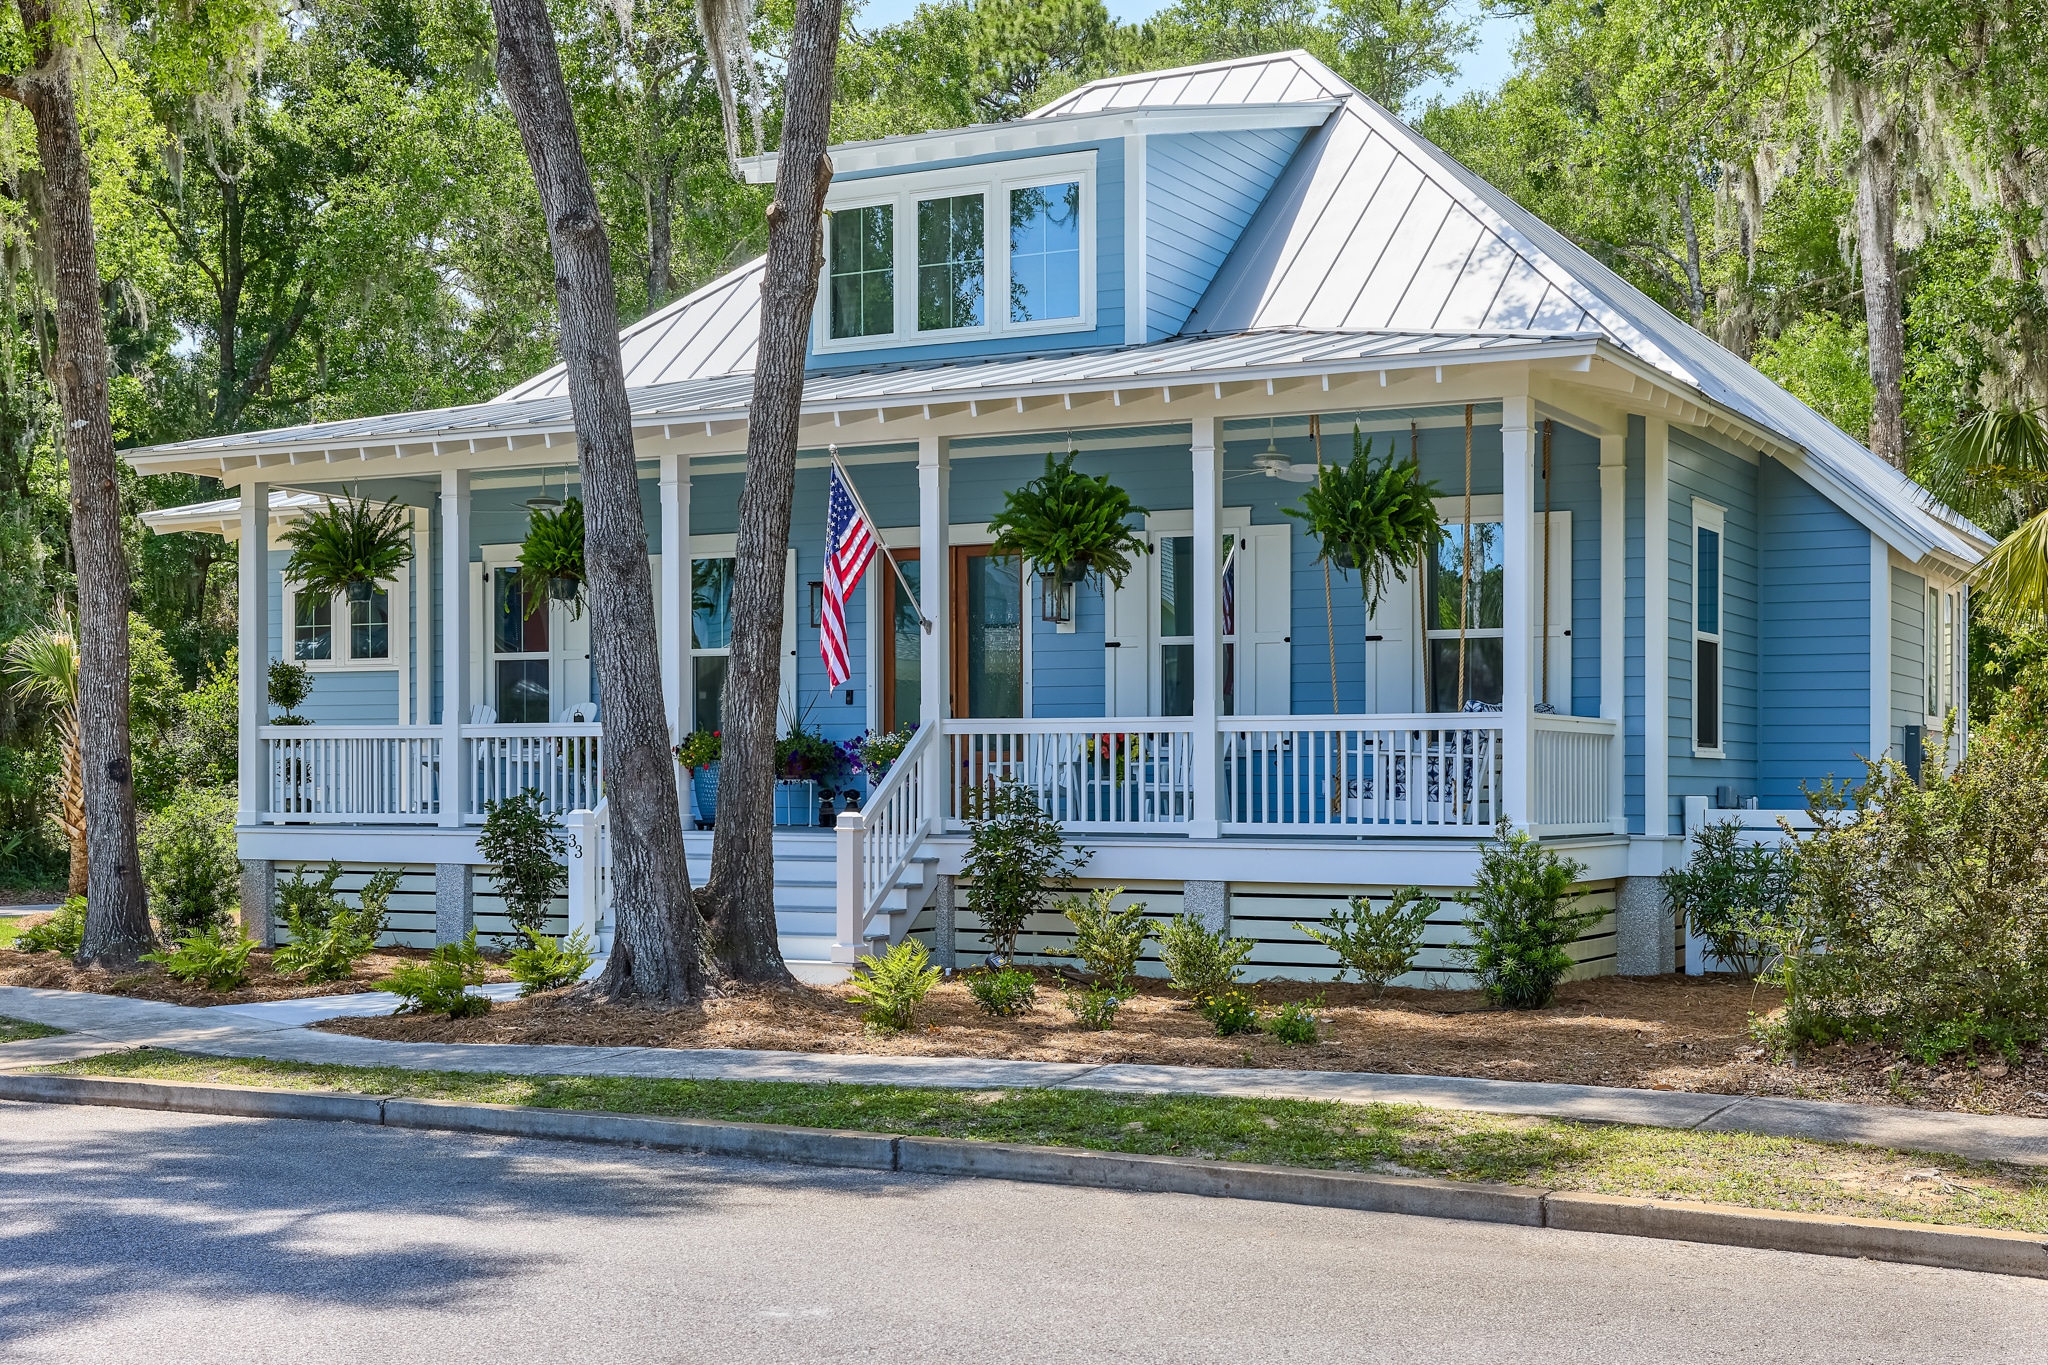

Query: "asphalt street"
left=2, top=1100, right=2042, bottom=1363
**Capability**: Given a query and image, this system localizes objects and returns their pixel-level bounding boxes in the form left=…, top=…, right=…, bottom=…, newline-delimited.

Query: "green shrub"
left=1265, top=995, right=1323, bottom=1045
left=143, top=926, right=254, bottom=992
left=1063, top=982, right=1124, bottom=1031
left=1768, top=721, right=2048, bottom=1062
left=507, top=927, right=595, bottom=996
left=1155, top=913, right=1253, bottom=1003
left=1295, top=887, right=1436, bottom=996
left=1199, top=987, right=1261, bottom=1037
left=1051, top=886, right=1153, bottom=988
left=960, top=780, right=1082, bottom=961
left=848, top=939, right=942, bottom=1032
left=140, top=787, right=241, bottom=939
left=17, top=896, right=85, bottom=954
left=967, top=966, right=1038, bottom=1017
left=1452, top=819, right=1600, bottom=1010
left=476, top=790, right=567, bottom=937
left=273, top=863, right=398, bottom=984
left=383, top=930, right=491, bottom=1017
left=1662, top=820, right=1798, bottom=978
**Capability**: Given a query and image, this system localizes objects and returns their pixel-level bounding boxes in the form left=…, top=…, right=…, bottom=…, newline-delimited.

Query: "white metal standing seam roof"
left=1045, top=50, right=1987, bottom=563
left=126, top=49, right=1985, bottom=564
left=124, top=329, right=1600, bottom=462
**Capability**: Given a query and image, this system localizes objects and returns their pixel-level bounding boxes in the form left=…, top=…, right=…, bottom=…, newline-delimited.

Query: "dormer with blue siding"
left=737, top=99, right=1334, bottom=368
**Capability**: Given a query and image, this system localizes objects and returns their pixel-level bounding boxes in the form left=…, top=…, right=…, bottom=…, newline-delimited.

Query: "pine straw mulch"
left=314, top=969, right=2048, bottom=1119
left=0, top=941, right=514, bottom=1008
left=0, top=888, right=66, bottom=908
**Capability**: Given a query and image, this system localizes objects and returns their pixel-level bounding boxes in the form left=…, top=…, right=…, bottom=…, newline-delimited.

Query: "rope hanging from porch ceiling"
left=1312, top=414, right=1337, bottom=713
left=1459, top=404, right=1473, bottom=710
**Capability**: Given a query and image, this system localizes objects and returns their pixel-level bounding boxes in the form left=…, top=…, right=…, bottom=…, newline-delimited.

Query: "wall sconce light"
left=808, top=581, right=824, bottom=628
left=1039, top=577, right=1075, bottom=625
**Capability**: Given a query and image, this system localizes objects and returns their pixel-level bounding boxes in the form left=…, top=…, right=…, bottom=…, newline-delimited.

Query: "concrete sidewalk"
left=4, top=982, right=2048, bottom=1167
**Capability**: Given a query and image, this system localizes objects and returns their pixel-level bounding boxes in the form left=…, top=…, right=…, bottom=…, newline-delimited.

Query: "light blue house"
left=132, top=52, right=1987, bottom=984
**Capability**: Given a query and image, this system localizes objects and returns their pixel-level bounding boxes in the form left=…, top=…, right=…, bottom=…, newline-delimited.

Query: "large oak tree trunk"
left=1850, top=83, right=1907, bottom=469
left=493, top=0, right=704, bottom=1003
left=2, top=6, right=153, bottom=967
left=700, top=0, right=843, bottom=981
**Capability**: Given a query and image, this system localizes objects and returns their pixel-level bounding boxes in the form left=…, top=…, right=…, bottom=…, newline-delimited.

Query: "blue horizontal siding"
left=1757, top=456, right=1871, bottom=806
left=1146, top=128, right=1305, bottom=340
left=1667, top=431, right=1758, bottom=819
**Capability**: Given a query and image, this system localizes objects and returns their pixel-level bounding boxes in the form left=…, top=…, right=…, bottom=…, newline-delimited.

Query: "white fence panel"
left=1221, top=715, right=1502, bottom=834
left=944, top=720, right=1198, bottom=831
left=260, top=727, right=441, bottom=824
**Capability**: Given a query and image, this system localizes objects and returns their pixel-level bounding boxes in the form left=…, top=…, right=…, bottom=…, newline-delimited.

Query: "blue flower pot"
left=691, top=761, right=720, bottom=828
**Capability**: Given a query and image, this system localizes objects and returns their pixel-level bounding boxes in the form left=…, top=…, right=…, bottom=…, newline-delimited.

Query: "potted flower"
left=279, top=495, right=414, bottom=604
left=1285, top=427, right=1445, bottom=612
left=519, top=497, right=585, bottom=617
left=987, top=451, right=1151, bottom=592
left=674, top=728, right=721, bottom=828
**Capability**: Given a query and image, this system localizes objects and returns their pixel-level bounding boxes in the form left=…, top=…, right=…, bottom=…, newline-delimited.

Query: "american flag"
left=821, top=462, right=877, bottom=689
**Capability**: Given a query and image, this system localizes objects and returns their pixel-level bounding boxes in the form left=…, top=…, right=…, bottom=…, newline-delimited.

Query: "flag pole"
left=829, top=446, right=931, bottom=633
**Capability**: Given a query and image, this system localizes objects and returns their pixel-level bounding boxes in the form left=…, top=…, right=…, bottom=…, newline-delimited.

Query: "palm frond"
left=5, top=618, right=79, bottom=710
left=1973, top=507, right=2048, bottom=623
left=1915, top=407, right=2048, bottom=537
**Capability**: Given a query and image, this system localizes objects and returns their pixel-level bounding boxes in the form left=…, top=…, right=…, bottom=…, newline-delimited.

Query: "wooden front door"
left=950, top=545, right=1023, bottom=719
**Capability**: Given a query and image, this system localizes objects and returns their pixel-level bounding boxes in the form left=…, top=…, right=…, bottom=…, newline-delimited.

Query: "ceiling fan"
left=1231, top=425, right=1318, bottom=482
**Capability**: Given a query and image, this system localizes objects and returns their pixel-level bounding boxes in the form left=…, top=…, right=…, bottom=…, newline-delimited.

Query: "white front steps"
left=678, top=829, right=937, bottom=980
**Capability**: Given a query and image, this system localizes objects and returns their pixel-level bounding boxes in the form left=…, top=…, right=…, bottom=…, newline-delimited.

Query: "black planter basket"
left=548, top=574, right=582, bottom=603
left=345, top=579, right=377, bottom=604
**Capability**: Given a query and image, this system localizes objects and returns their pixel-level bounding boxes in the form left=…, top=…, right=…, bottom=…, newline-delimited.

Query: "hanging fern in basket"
left=279, top=495, right=415, bottom=601
left=1286, top=428, right=1445, bottom=613
left=987, top=451, right=1150, bottom=587
left=518, top=498, right=586, bottom=618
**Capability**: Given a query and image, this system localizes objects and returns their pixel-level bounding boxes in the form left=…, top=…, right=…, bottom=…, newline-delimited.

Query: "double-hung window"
left=288, top=581, right=400, bottom=669
left=1693, top=502, right=1724, bottom=755
left=817, top=154, right=1094, bottom=352
left=1926, top=584, right=1960, bottom=724
left=1425, top=514, right=1505, bottom=712
left=691, top=556, right=736, bottom=733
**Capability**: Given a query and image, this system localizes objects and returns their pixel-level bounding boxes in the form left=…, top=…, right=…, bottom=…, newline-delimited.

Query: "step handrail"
left=564, top=797, right=611, bottom=944
left=833, top=723, right=937, bottom=963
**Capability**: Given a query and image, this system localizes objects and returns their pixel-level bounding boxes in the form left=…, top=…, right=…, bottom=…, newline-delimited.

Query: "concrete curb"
left=6, top=1072, right=2044, bottom=1280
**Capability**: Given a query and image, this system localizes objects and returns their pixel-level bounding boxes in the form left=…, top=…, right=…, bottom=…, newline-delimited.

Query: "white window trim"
left=282, top=565, right=408, bottom=674
left=1692, top=499, right=1725, bottom=759
left=1926, top=583, right=1942, bottom=724
left=814, top=151, right=1097, bottom=355
left=687, top=532, right=738, bottom=681
left=1425, top=494, right=1507, bottom=646
left=1142, top=509, right=1249, bottom=717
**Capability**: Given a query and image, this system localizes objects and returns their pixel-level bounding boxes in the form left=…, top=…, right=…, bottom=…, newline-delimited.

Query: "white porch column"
left=1643, top=418, right=1671, bottom=836
left=660, top=452, right=690, bottom=740
left=1501, top=396, right=1536, bottom=828
left=237, top=480, right=269, bottom=825
left=1599, top=432, right=1626, bottom=833
left=1190, top=416, right=1221, bottom=839
left=918, top=436, right=951, bottom=827
left=440, top=468, right=472, bottom=828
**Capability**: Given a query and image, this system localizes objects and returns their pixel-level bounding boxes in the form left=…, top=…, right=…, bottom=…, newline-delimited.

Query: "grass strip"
left=42, top=1048, right=2048, bottom=1234
left=0, top=1015, right=64, bottom=1042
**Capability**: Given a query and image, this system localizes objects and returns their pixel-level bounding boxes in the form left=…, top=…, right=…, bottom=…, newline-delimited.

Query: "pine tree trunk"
left=700, top=0, right=843, bottom=981
left=492, top=0, right=704, bottom=1003
left=1, top=10, right=154, bottom=968
left=1852, top=85, right=1907, bottom=468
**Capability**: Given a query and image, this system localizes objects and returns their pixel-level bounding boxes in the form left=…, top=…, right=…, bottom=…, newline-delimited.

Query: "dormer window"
left=817, top=151, right=1095, bottom=352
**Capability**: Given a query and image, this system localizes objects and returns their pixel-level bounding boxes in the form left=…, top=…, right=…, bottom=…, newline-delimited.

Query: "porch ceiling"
left=124, top=327, right=1594, bottom=477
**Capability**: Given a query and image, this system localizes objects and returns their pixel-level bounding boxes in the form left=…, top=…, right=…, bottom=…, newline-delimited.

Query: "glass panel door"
left=882, top=552, right=921, bottom=733
left=1155, top=533, right=1234, bottom=718
left=1425, top=520, right=1504, bottom=712
left=493, top=569, right=550, bottom=723
left=691, top=557, right=735, bottom=733
left=951, top=546, right=1021, bottom=718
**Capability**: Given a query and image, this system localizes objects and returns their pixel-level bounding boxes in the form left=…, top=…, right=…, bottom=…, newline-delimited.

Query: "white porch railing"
left=943, top=719, right=1199, bottom=831
left=1220, top=714, right=1503, bottom=834
left=832, top=723, right=938, bottom=962
left=258, top=726, right=442, bottom=823
left=1531, top=714, right=1620, bottom=835
left=464, top=724, right=604, bottom=818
